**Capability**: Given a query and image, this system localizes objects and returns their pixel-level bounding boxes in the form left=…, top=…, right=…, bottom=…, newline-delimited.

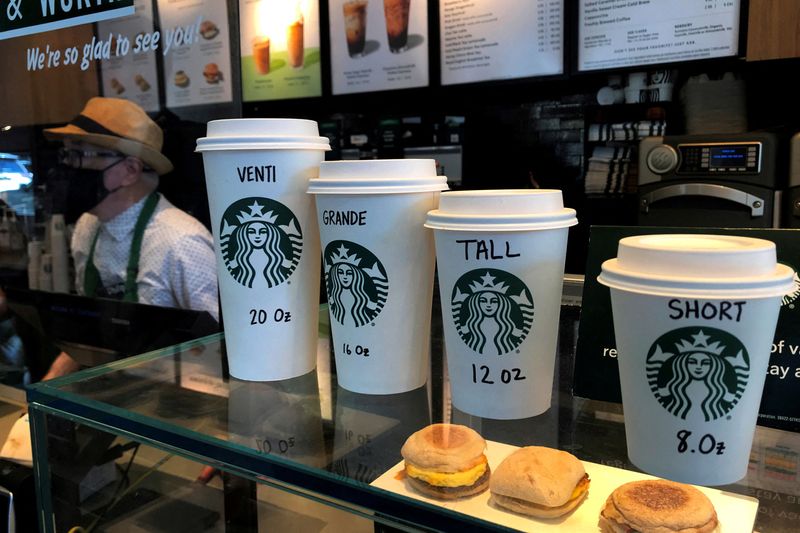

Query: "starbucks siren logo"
left=219, top=197, right=302, bottom=288
left=781, top=270, right=800, bottom=308
left=646, top=327, right=749, bottom=422
left=324, top=240, right=388, bottom=327
left=451, top=269, right=534, bottom=355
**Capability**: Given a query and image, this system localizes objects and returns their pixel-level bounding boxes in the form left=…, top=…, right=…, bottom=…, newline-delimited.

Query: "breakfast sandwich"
left=110, top=78, right=125, bottom=95
left=203, top=63, right=222, bottom=84
left=600, top=479, right=718, bottom=533
left=400, top=424, right=489, bottom=500
left=489, top=446, right=590, bottom=518
left=134, top=74, right=150, bottom=92
left=200, top=20, right=219, bottom=40
left=174, top=70, right=190, bottom=88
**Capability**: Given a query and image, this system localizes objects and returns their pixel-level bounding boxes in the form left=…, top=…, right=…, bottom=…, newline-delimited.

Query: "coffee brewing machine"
left=638, top=133, right=781, bottom=228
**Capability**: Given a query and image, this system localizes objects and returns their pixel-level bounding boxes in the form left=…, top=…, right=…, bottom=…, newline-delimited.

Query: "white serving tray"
left=371, top=440, right=758, bottom=532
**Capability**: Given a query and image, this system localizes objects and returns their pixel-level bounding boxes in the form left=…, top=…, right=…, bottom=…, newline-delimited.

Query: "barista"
left=42, top=97, right=218, bottom=379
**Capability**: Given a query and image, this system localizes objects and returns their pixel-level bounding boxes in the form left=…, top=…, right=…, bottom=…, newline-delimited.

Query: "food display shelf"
left=26, top=307, right=800, bottom=532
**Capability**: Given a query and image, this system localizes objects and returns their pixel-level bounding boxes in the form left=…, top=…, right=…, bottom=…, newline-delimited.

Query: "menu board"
left=329, top=0, right=428, bottom=95
left=579, top=0, right=741, bottom=72
left=97, top=0, right=160, bottom=112
left=156, top=0, right=233, bottom=107
left=239, top=0, right=322, bottom=102
left=440, top=0, right=563, bottom=86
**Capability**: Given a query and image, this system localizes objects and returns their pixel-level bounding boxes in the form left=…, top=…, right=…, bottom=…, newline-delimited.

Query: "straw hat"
left=44, top=97, right=173, bottom=175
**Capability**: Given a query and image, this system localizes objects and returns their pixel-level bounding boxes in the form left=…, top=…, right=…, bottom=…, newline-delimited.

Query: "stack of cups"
left=598, top=234, right=795, bottom=485
left=308, top=159, right=447, bottom=394
left=196, top=119, right=330, bottom=381
left=425, top=190, right=577, bottom=419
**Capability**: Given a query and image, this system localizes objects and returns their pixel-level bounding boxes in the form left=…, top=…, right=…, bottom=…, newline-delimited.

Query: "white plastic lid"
left=598, top=234, right=795, bottom=298
left=196, top=118, right=331, bottom=151
left=307, top=159, right=448, bottom=194
left=425, top=190, right=578, bottom=231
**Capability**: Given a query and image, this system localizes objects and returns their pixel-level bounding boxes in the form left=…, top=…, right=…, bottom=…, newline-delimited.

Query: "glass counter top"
left=26, top=307, right=800, bottom=532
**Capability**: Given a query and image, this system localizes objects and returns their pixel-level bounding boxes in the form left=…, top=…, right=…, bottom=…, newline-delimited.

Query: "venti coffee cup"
left=308, top=159, right=447, bottom=394
left=197, top=119, right=330, bottom=381
left=426, top=190, right=577, bottom=419
left=598, top=234, right=795, bottom=485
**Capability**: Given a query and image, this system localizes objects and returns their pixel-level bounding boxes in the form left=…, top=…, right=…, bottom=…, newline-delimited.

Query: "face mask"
left=50, top=160, right=124, bottom=221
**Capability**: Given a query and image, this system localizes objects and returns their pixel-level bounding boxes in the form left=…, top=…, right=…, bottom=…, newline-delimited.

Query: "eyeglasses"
left=58, top=148, right=123, bottom=168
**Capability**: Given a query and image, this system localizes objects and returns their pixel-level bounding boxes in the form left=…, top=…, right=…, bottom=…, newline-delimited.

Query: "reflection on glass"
left=331, top=385, right=429, bottom=483
left=228, top=370, right=325, bottom=467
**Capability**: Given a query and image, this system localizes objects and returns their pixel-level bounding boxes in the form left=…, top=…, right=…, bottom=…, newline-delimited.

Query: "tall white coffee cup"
left=426, top=190, right=577, bottom=419
left=197, top=119, right=330, bottom=381
left=598, top=234, right=794, bottom=485
left=308, top=160, right=447, bottom=394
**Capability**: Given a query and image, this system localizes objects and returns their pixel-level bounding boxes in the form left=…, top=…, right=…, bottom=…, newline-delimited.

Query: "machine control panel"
left=639, top=134, right=777, bottom=189
left=677, top=143, right=761, bottom=175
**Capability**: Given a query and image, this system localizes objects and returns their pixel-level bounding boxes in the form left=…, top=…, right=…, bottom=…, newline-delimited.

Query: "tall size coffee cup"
left=308, top=160, right=447, bottom=394
left=197, top=119, right=330, bottom=381
left=426, top=190, right=577, bottom=419
left=599, top=234, right=794, bottom=485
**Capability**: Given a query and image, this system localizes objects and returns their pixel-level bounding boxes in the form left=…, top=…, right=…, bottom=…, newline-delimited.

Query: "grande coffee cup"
left=426, top=190, right=577, bottom=419
left=598, top=234, right=795, bottom=485
left=197, top=119, right=330, bottom=381
left=308, top=159, right=447, bottom=394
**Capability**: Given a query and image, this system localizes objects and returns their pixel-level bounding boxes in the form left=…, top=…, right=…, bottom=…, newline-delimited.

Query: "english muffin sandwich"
left=174, top=70, right=190, bottom=88
left=200, top=20, right=219, bottom=40
left=490, top=446, right=589, bottom=518
left=600, top=479, right=718, bottom=533
left=203, top=63, right=222, bottom=84
left=400, top=424, right=489, bottom=500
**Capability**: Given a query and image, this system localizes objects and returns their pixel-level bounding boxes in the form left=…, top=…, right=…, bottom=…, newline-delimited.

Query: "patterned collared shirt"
left=71, top=194, right=219, bottom=321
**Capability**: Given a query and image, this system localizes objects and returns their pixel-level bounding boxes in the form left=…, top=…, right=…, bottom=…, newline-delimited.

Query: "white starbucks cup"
left=598, top=234, right=795, bottom=485
left=425, top=190, right=577, bottom=419
left=196, top=119, right=330, bottom=381
left=308, top=160, right=447, bottom=394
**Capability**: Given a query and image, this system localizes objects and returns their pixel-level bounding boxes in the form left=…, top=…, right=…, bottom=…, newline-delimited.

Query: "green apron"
left=83, top=192, right=160, bottom=302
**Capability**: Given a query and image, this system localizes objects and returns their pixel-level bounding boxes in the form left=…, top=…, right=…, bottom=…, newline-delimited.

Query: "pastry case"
left=26, top=304, right=800, bottom=532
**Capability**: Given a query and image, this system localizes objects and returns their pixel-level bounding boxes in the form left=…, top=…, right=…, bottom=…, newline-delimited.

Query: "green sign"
left=1, top=0, right=134, bottom=41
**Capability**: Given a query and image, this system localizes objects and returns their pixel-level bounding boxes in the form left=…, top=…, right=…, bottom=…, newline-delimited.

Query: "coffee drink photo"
left=383, top=0, right=410, bottom=53
left=343, top=1, right=368, bottom=57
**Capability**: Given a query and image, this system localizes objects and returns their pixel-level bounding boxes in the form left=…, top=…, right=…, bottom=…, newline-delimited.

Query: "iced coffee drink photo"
left=383, top=0, right=410, bottom=53
left=252, top=37, right=271, bottom=75
left=343, top=0, right=368, bottom=57
left=287, top=15, right=304, bottom=68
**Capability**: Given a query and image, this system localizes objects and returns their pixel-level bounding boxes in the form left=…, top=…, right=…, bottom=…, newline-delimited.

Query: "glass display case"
left=26, top=306, right=800, bottom=532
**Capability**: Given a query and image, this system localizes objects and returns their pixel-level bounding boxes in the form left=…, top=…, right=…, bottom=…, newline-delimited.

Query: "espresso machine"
left=638, top=133, right=781, bottom=228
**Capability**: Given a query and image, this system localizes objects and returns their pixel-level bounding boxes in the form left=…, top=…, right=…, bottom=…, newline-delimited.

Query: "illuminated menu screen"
left=579, top=0, right=741, bottom=72
left=440, top=0, right=563, bottom=85
left=329, top=0, right=429, bottom=95
left=239, top=0, right=322, bottom=102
